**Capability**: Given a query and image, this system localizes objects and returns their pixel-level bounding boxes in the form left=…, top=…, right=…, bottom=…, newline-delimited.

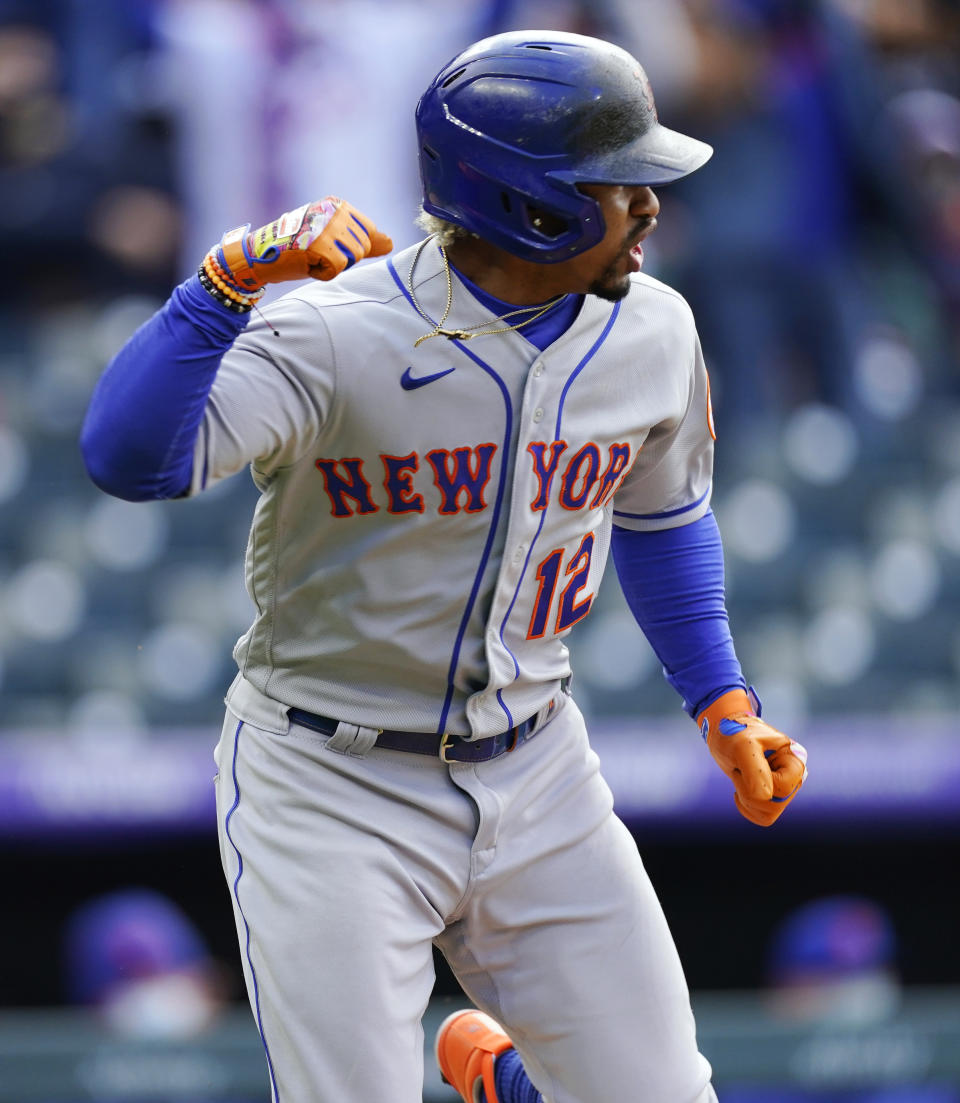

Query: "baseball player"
left=81, top=30, right=808, bottom=1103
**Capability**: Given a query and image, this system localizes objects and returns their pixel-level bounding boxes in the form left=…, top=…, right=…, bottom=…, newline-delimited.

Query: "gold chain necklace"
left=408, top=236, right=564, bottom=348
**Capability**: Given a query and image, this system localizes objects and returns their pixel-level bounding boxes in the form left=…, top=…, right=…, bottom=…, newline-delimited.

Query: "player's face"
left=572, top=184, right=660, bottom=301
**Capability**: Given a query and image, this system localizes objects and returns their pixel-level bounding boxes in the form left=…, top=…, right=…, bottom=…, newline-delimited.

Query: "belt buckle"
left=439, top=732, right=456, bottom=763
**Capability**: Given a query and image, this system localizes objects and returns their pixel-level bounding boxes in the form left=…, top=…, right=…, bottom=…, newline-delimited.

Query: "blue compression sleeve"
left=610, top=510, right=746, bottom=717
left=80, top=275, right=249, bottom=501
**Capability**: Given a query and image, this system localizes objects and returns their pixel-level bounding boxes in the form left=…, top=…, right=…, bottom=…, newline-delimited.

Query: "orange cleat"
left=435, top=1008, right=514, bottom=1103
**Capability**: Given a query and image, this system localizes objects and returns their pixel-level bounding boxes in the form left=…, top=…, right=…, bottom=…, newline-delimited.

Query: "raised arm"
left=80, top=197, right=391, bottom=501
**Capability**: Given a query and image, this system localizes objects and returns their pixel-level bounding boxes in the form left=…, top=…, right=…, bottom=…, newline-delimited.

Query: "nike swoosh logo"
left=400, top=366, right=455, bottom=391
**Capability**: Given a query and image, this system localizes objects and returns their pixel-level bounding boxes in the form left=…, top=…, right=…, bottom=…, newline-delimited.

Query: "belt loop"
left=536, top=688, right=565, bottom=732
left=537, top=696, right=556, bottom=730
left=328, top=721, right=382, bottom=757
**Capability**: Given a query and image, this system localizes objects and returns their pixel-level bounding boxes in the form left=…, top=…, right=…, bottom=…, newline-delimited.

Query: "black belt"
left=287, top=692, right=563, bottom=764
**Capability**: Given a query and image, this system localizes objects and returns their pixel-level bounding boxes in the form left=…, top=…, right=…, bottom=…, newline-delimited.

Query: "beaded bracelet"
left=205, top=251, right=261, bottom=299
left=197, top=265, right=255, bottom=314
left=201, top=252, right=265, bottom=306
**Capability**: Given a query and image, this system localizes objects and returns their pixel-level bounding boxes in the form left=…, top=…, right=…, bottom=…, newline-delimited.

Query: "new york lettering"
left=314, top=441, right=634, bottom=517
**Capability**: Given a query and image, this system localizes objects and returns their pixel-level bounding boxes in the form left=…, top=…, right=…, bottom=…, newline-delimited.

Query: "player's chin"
left=587, top=271, right=633, bottom=303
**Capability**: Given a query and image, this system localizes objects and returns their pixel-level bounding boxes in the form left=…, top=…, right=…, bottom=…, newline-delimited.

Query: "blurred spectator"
left=63, top=888, right=225, bottom=1038
left=720, top=894, right=960, bottom=1103
left=885, top=87, right=960, bottom=315
left=601, top=1, right=950, bottom=435
left=156, top=0, right=479, bottom=274
left=0, top=0, right=181, bottom=304
left=658, top=1, right=884, bottom=425
left=765, top=893, right=900, bottom=1025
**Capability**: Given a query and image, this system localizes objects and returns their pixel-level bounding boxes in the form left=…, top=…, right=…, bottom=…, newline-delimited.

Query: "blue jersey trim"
left=495, top=301, right=623, bottom=665
left=613, top=484, right=711, bottom=522
left=388, top=258, right=515, bottom=734
left=495, top=688, right=514, bottom=729
left=553, top=301, right=623, bottom=441
left=224, top=721, right=281, bottom=1101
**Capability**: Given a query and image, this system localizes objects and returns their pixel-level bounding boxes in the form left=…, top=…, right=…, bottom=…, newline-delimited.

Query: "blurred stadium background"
left=1, top=0, right=959, bottom=1099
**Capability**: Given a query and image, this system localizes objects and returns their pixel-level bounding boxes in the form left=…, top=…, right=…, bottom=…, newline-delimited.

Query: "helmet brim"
left=569, top=122, right=713, bottom=187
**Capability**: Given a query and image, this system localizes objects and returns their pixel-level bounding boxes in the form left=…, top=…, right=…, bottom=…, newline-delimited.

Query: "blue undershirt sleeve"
left=80, top=275, right=250, bottom=501
left=610, top=510, right=746, bottom=717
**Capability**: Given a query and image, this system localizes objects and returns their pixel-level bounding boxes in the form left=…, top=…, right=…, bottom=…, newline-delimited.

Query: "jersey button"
left=533, top=363, right=544, bottom=377
left=533, top=407, right=544, bottom=422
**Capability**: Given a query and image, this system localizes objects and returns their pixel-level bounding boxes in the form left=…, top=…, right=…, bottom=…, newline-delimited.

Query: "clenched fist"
left=215, top=197, right=393, bottom=292
left=697, top=688, right=808, bottom=826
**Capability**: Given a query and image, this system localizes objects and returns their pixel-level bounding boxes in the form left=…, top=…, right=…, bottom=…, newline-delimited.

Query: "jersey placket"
left=475, top=352, right=558, bottom=728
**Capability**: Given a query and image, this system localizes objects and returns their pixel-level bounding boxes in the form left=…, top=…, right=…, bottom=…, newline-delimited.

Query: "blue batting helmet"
left=416, top=30, right=713, bottom=263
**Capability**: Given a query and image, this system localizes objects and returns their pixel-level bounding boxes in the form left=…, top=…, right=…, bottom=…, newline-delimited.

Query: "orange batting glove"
left=212, top=197, right=392, bottom=292
left=697, top=688, right=808, bottom=827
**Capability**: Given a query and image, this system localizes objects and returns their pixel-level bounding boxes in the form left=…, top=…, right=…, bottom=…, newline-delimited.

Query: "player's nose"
left=630, top=187, right=660, bottom=220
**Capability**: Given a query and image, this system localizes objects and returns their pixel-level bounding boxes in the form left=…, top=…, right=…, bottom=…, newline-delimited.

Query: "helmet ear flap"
left=515, top=183, right=607, bottom=259
left=525, top=205, right=570, bottom=240
left=422, top=159, right=607, bottom=262
left=496, top=191, right=568, bottom=240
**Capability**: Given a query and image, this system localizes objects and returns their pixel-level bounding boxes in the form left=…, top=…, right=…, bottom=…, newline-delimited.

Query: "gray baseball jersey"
left=193, top=239, right=713, bottom=738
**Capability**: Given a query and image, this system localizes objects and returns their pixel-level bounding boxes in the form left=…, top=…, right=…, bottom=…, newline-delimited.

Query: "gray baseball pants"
left=214, top=678, right=717, bottom=1103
